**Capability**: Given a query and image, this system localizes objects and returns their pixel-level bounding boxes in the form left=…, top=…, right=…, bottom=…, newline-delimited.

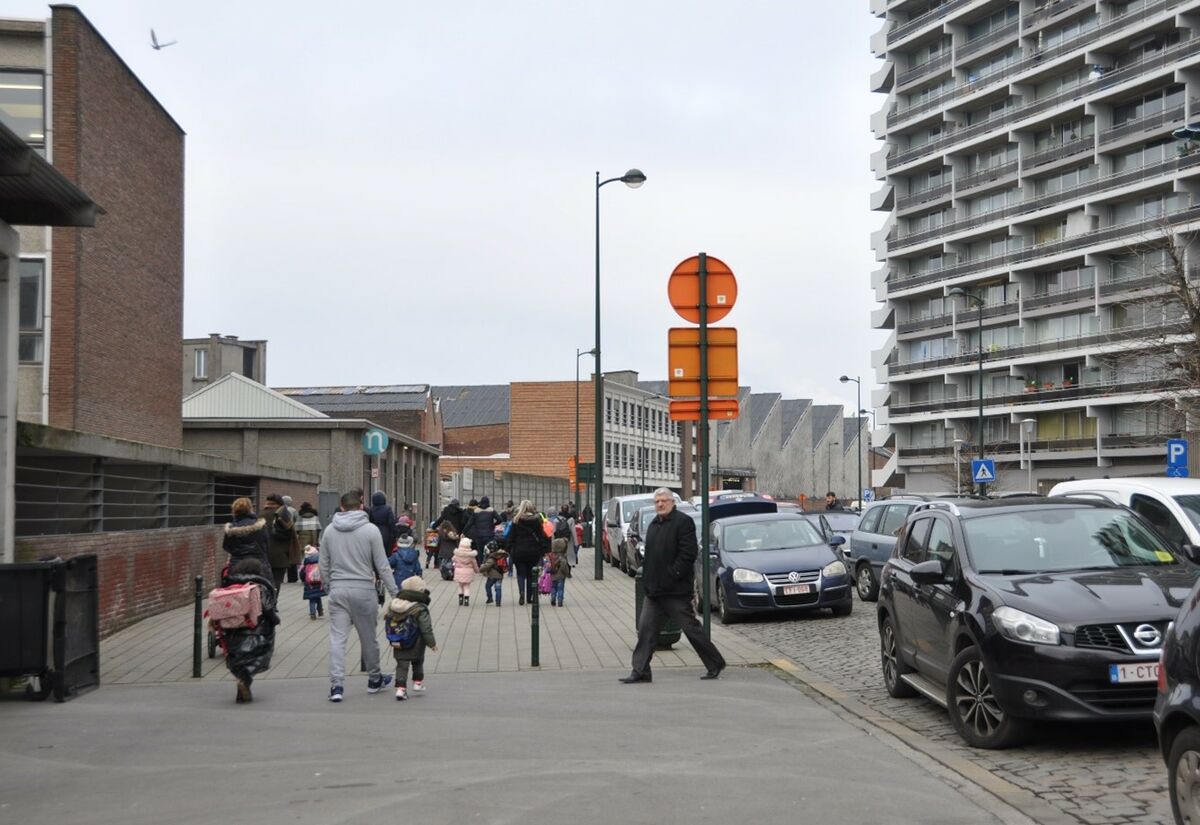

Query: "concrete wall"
left=183, top=336, right=267, bottom=398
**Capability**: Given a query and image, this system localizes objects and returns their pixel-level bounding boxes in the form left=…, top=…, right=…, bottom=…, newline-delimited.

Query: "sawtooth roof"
left=810, top=405, right=842, bottom=444
left=433, top=385, right=511, bottom=428
left=749, top=393, right=780, bottom=443
left=779, top=399, right=811, bottom=446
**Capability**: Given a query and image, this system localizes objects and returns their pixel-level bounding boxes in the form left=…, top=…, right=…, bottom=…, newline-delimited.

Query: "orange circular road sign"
left=668, top=255, right=737, bottom=323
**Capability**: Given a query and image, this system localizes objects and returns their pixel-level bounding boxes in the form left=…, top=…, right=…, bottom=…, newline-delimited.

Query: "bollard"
left=192, top=575, right=203, bottom=678
left=530, top=573, right=540, bottom=668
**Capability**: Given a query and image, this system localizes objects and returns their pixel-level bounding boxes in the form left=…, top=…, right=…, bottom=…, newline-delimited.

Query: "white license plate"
left=781, top=584, right=812, bottom=596
left=1109, top=663, right=1160, bottom=684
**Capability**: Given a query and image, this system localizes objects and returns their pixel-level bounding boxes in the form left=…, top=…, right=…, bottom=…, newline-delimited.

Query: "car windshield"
left=1176, top=496, right=1200, bottom=533
left=621, top=497, right=655, bottom=521
left=823, top=513, right=862, bottom=532
left=723, top=519, right=824, bottom=552
left=963, top=507, right=1180, bottom=574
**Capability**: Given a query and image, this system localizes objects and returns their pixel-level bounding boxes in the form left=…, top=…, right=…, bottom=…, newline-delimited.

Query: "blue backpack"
left=386, top=612, right=421, bottom=649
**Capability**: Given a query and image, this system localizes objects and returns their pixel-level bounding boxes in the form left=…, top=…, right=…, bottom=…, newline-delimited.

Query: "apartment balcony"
left=895, top=51, right=953, bottom=90
left=886, top=203, right=1200, bottom=292
left=1021, top=0, right=1094, bottom=34
left=896, top=296, right=1020, bottom=334
left=886, top=0, right=981, bottom=47
left=897, top=433, right=1175, bottom=462
left=888, top=321, right=1189, bottom=376
left=896, top=180, right=953, bottom=214
left=1022, top=136, right=1093, bottom=172
left=955, top=19, right=1018, bottom=63
left=954, top=160, right=1017, bottom=196
left=872, top=144, right=892, bottom=179
left=1098, top=102, right=1187, bottom=148
left=885, top=34, right=1200, bottom=169
left=873, top=303, right=897, bottom=330
left=887, top=376, right=1183, bottom=417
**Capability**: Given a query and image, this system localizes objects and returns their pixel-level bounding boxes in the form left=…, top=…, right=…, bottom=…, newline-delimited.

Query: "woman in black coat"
left=222, top=497, right=270, bottom=575
left=502, top=500, right=549, bottom=605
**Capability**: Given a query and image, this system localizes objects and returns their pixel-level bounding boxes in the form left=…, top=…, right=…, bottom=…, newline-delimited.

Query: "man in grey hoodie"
left=320, top=489, right=398, bottom=702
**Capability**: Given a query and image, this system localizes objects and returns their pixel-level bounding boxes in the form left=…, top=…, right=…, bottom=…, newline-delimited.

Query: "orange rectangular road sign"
left=669, top=399, right=740, bottom=421
left=667, top=327, right=738, bottom=398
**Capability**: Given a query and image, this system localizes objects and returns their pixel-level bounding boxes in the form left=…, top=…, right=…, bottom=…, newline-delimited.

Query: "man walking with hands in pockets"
left=621, top=488, right=726, bottom=684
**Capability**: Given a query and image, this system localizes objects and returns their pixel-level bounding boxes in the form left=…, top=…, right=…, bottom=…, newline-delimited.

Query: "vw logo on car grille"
left=1133, top=624, right=1162, bottom=648
left=787, top=571, right=801, bottom=583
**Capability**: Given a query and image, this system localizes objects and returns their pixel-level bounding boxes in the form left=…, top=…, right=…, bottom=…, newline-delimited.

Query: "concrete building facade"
left=182, top=333, right=267, bottom=397
left=870, top=0, right=1200, bottom=492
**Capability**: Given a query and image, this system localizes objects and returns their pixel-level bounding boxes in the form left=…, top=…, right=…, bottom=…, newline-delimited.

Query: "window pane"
left=0, top=72, right=44, bottom=144
left=18, top=259, right=42, bottom=331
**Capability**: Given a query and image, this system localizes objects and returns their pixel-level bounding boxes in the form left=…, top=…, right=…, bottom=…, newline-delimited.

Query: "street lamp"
left=947, top=286, right=987, bottom=495
left=953, top=437, right=966, bottom=496
left=594, top=168, right=646, bottom=580
left=827, top=441, right=841, bottom=496
left=1020, top=418, right=1037, bottom=493
left=840, top=376, right=862, bottom=510
left=575, top=347, right=596, bottom=515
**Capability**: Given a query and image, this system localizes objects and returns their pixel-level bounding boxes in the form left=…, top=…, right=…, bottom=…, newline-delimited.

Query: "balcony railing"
left=897, top=298, right=1020, bottom=333
left=896, top=180, right=953, bottom=213
left=896, top=51, right=953, bottom=89
left=887, top=204, right=1200, bottom=291
left=957, top=19, right=1019, bottom=61
left=1099, top=103, right=1187, bottom=146
left=886, top=32, right=1200, bottom=168
left=1022, top=0, right=1093, bottom=31
left=954, top=160, right=1017, bottom=194
left=888, top=376, right=1181, bottom=416
left=897, top=433, right=1176, bottom=460
left=1023, top=137, right=1094, bottom=170
left=887, top=0, right=978, bottom=45
left=1022, top=284, right=1093, bottom=311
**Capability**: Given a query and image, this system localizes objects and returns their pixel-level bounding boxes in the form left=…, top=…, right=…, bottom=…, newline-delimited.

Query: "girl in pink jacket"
left=452, top=538, right=479, bottom=606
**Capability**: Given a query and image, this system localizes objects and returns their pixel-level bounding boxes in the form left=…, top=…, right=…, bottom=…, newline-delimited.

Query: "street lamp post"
left=1021, top=418, right=1037, bottom=493
left=827, top=441, right=840, bottom=495
left=948, top=287, right=986, bottom=495
left=594, top=168, right=646, bottom=580
left=953, top=437, right=965, bottom=496
left=840, top=376, right=862, bottom=509
left=575, top=347, right=595, bottom=515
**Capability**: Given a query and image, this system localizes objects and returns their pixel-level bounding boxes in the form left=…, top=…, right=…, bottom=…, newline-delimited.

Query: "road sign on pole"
left=668, top=255, right=737, bottom=324
left=863, top=489, right=874, bottom=503
left=577, top=462, right=596, bottom=483
left=1168, top=438, right=1190, bottom=478
left=668, top=327, right=739, bottom=398
left=971, top=459, right=996, bottom=485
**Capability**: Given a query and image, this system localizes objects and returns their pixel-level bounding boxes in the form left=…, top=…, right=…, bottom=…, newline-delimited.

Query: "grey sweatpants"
left=328, top=587, right=382, bottom=685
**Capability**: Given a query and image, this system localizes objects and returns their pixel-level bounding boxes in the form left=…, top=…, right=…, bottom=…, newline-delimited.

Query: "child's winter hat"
left=458, top=536, right=474, bottom=552
left=401, top=575, right=428, bottom=592
left=397, top=534, right=415, bottom=547
left=304, top=544, right=318, bottom=555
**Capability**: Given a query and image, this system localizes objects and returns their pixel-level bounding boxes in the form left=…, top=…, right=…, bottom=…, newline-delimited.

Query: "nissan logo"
left=1133, top=624, right=1162, bottom=648
left=787, top=571, right=801, bottom=583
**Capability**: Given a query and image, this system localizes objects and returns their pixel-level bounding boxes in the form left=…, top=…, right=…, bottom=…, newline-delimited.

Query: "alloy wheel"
left=1177, top=749, right=1200, bottom=823
left=881, top=624, right=899, bottom=687
left=857, top=567, right=873, bottom=599
left=954, top=660, right=1004, bottom=739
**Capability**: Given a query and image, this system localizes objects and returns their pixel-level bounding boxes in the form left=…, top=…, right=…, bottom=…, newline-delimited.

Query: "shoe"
left=317, top=609, right=324, bottom=617
left=411, top=680, right=425, bottom=693
left=495, top=600, right=501, bottom=606
left=235, top=680, right=251, bottom=703
left=619, top=673, right=652, bottom=684
left=464, top=596, right=470, bottom=607
left=309, top=613, right=316, bottom=621
left=329, top=685, right=344, bottom=703
left=367, top=674, right=393, bottom=694
left=458, top=594, right=464, bottom=606
left=519, top=595, right=525, bottom=606
left=486, top=597, right=493, bottom=604
left=395, top=686, right=407, bottom=701
left=700, top=664, right=726, bottom=680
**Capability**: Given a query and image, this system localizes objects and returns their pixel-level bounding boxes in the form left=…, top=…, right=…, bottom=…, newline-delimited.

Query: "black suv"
left=1155, top=581, right=1200, bottom=823
left=878, top=498, right=1198, bottom=749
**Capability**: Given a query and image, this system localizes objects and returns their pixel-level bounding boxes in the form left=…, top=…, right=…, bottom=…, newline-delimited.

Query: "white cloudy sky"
left=18, top=1, right=884, bottom=413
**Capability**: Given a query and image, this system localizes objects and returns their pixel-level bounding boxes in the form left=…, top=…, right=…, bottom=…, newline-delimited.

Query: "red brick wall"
left=508, top=381, right=595, bottom=477
left=49, top=7, right=185, bottom=448
left=14, top=525, right=222, bottom=638
left=443, top=422, right=509, bottom=456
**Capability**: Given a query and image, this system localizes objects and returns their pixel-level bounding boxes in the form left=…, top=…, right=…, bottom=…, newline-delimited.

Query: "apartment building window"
left=908, top=422, right=945, bottom=449
left=1034, top=266, right=1095, bottom=294
left=967, top=235, right=1014, bottom=261
left=984, top=417, right=1009, bottom=443
left=964, top=47, right=1020, bottom=84
left=606, top=398, right=613, bottom=424
left=1110, top=248, right=1169, bottom=280
left=1112, top=138, right=1172, bottom=173
left=193, top=348, right=208, bottom=380
left=907, top=207, right=950, bottom=234
left=966, top=5, right=1017, bottom=41
left=964, top=145, right=1013, bottom=175
left=605, top=441, right=612, bottom=468
left=1042, top=13, right=1099, bottom=49
left=1111, top=300, right=1184, bottom=330
left=908, top=167, right=945, bottom=196
left=1111, top=405, right=1184, bottom=436
left=0, top=71, right=44, bottom=148
left=966, top=324, right=1021, bottom=351
left=18, top=259, right=44, bottom=363
left=1032, top=164, right=1096, bottom=197
left=1033, top=217, right=1067, bottom=245
left=1032, top=118, right=1092, bottom=150
left=1031, top=311, right=1099, bottom=341
left=909, top=125, right=944, bottom=151
left=1112, top=85, right=1185, bottom=128
left=1111, top=192, right=1186, bottom=225
left=965, top=98, right=1011, bottom=127
left=909, top=336, right=956, bottom=362
left=621, top=401, right=629, bottom=427
left=910, top=77, right=954, bottom=107
left=1035, top=66, right=1088, bottom=100
left=909, top=38, right=948, bottom=70
left=964, top=188, right=1014, bottom=218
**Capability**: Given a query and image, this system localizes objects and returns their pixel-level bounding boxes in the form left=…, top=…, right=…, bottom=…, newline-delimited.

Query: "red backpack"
left=205, top=583, right=263, bottom=630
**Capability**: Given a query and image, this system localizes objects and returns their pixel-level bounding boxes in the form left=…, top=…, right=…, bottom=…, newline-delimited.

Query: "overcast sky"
left=18, top=1, right=884, bottom=414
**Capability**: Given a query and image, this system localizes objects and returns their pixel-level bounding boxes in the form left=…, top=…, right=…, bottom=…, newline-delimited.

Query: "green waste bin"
left=634, top=567, right=681, bottom=649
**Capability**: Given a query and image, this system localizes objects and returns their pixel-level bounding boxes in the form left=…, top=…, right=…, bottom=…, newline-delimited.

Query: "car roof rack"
left=913, top=500, right=962, bottom=516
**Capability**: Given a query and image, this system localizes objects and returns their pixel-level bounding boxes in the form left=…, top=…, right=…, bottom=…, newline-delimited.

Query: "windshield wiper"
left=979, top=569, right=1038, bottom=575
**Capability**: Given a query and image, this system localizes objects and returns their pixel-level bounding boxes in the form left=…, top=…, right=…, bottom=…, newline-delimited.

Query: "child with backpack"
left=300, top=545, right=323, bottom=620
left=479, top=541, right=509, bottom=606
left=547, top=548, right=570, bottom=607
left=385, top=575, right=437, bottom=701
left=388, top=534, right=423, bottom=591
left=452, top=537, right=480, bottom=606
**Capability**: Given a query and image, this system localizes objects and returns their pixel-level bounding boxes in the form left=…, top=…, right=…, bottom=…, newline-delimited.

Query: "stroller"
left=439, top=555, right=455, bottom=581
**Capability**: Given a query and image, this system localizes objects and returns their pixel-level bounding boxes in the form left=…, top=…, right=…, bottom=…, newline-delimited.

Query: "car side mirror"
left=829, top=535, right=846, bottom=548
left=1182, top=543, right=1200, bottom=564
left=910, top=559, right=947, bottom=585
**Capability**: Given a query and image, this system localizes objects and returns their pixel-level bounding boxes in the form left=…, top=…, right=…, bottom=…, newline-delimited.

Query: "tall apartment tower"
left=870, top=0, right=1200, bottom=492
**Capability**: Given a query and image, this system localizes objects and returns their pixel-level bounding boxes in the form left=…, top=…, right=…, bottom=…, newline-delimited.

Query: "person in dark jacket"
left=369, top=491, right=399, bottom=554
left=388, top=534, right=423, bottom=590
left=434, top=499, right=468, bottom=534
left=221, top=558, right=280, bottom=703
left=825, top=492, right=845, bottom=511
left=465, top=495, right=501, bottom=561
left=222, top=497, right=270, bottom=573
left=263, top=493, right=295, bottom=592
left=502, top=500, right=550, bottom=605
left=621, top=488, right=725, bottom=685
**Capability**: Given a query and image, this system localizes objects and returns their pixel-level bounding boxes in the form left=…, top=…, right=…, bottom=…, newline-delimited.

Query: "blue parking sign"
left=1168, top=439, right=1189, bottom=478
left=971, top=459, right=996, bottom=485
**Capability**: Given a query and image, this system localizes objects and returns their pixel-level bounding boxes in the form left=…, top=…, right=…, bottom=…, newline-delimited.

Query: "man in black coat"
left=621, top=488, right=726, bottom=684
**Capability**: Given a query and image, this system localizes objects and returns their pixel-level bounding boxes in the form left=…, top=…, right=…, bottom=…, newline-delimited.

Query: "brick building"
left=276, top=384, right=444, bottom=448
left=435, top=384, right=510, bottom=457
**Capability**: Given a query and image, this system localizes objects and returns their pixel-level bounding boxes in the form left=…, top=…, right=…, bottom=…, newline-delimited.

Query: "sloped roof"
left=810, top=405, right=842, bottom=444
left=749, top=393, right=780, bottom=443
left=780, top=399, right=811, bottom=446
left=843, top=418, right=865, bottom=453
left=184, top=373, right=328, bottom=419
left=433, top=385, right=511, bottom=428
left=275, top=385, right=429, bottom=412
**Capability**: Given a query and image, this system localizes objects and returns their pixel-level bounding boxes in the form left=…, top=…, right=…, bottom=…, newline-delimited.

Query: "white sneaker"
left=395, top=686, right=407, bottom=701
left=411, top=680, right=425, bottom=693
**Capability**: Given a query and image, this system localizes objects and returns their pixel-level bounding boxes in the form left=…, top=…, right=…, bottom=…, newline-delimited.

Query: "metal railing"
left=896, top=51, right=953, bottom=89
left=897, top=180, right=953, bottom=213
left=897, top=433, right=1177, bottom=459
left=1023, top=137, right=1093, bottom=170
left=1022, top=0, right=1093, bottom=31
left=897, top=298, right=1020, bottom=333
left=1099, top=103, right=1187, bottom=146
left=954, top=160, right=1018, bottom=194
left=957, top=19, right=1019, bottom=61
left=887, top=0, right=978, bottom=45
left=888, top=376, right=1181, bottom=416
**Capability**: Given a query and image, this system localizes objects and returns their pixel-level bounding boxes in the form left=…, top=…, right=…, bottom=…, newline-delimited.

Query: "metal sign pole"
left=699, top=252, right=711, bottom=639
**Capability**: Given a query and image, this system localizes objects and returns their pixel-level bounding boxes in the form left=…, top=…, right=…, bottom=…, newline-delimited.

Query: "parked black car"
left=1155, top=580, right=1200, bottom=824
left=878, top=498, right=1198, bottom=749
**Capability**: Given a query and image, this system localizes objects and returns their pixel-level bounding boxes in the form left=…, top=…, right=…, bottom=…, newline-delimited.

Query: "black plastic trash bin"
left=0, top=555, right=99, bottom=701
left=634, top=567, right=681, bottom=650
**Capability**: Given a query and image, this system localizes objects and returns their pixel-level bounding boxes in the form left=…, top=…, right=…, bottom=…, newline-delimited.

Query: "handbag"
left=538, top=569, right=552, bottom=594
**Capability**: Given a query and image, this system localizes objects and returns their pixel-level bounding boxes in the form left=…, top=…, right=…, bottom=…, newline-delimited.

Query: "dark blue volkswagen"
left=697, top=513, right=853, bottom=624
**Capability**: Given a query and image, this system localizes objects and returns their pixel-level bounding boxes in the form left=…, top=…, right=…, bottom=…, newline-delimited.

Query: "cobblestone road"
left=724, top=599, right=1171, bottom=825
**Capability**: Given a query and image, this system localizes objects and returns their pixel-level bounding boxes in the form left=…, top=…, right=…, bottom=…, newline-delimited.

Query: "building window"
left=0, top=71, right=44, bottom=148
left=242, top=347, right=255, bottom=378
left=605, top=441, right=612, bottom=468
left=18, top=259, right=44, bottom=363
left=194, top=349, right=208, bottom=380
left=606, top=398, right=613, bottom=424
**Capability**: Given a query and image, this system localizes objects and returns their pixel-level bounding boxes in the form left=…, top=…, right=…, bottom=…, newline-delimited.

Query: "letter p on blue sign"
left=1167, top=438, right=1189, bottom=478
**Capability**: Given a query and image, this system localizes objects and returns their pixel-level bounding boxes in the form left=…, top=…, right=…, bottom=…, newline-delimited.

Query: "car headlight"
left=992, top=606, right=1060, bottom=646
left=731, top=568, right=765, bottom=584
left=822, top=560, right=847, bottom=578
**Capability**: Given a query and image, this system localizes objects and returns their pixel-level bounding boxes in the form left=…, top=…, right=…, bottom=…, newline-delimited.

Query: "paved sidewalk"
left=100, top=547, right=773, bottom=685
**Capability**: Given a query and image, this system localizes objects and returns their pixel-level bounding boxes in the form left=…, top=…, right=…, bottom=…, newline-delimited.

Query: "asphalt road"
left=0, top=667, right=1014, bottom=825
left=721, top=597, right=1173, bottom=825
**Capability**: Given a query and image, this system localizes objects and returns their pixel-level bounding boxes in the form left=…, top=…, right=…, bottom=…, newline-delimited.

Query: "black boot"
left=464, top=596, right=470, bottom=607
left=458, top=594, right=464, bottom=606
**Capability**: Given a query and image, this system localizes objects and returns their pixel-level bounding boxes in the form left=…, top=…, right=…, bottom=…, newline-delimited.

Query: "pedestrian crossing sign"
left=971, top=459, right=996, bottom=484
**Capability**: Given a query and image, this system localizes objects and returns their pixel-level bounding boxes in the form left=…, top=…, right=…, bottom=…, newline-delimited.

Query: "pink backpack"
left=205, top=583, right=263, bottom=630
left=304, top=563, right=322, bottom=587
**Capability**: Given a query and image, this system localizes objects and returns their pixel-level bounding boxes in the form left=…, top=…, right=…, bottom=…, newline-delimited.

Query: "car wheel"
left=716, top=583, right=737, bottom=625
left=831, top=599, right=853, bottom=618
left=1169, top=726, right=1200, bottom=825
left=947, top=646, right=1029, bottom=749
left=856, top=563, right=879, bottom=602
left=880, top=615, right=916, bottom=698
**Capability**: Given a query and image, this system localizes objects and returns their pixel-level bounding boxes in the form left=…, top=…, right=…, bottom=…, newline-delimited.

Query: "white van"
left=1049, top=477, right=1200, bottom=549
left=603, top=492, right=680, bottom=570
